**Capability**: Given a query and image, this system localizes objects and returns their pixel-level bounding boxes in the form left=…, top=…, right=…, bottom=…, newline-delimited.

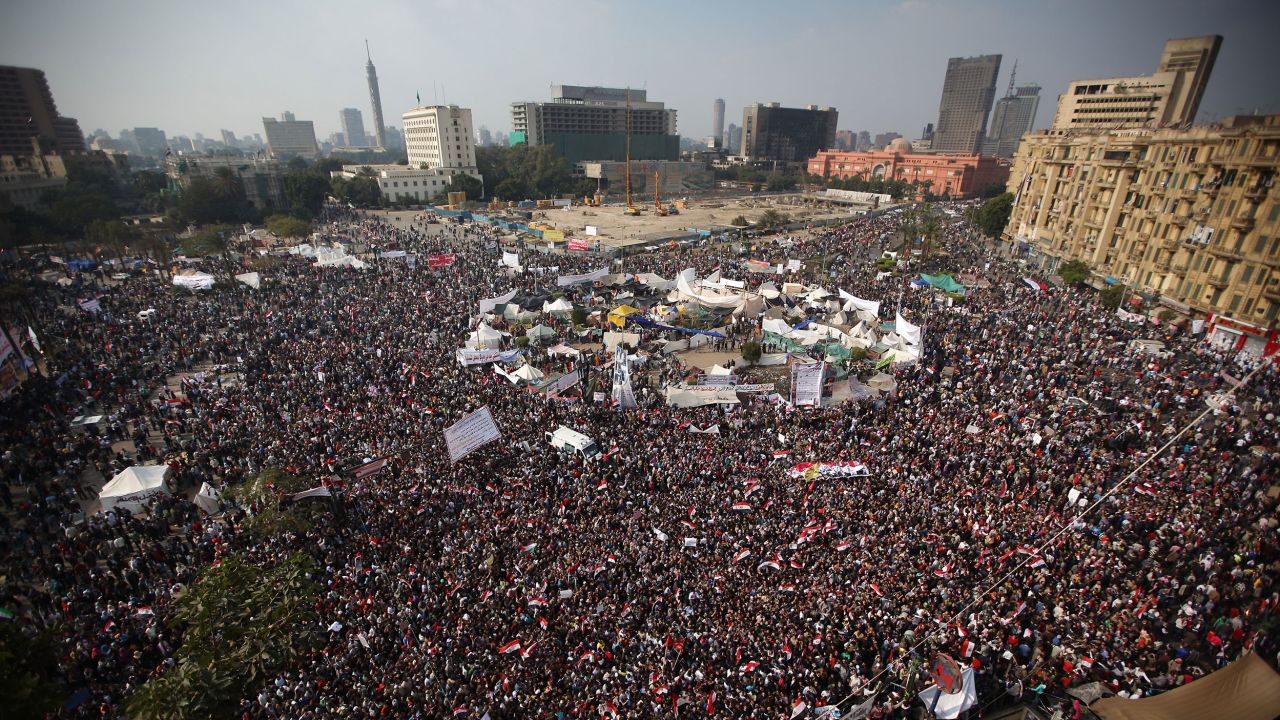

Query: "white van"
left=545, top=425, right=601, bottom=460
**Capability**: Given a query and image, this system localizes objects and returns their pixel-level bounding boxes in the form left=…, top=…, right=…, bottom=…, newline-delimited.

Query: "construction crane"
left=654, top=171, right=667, bottom=216
left=624, top=89, right=640, bottom=216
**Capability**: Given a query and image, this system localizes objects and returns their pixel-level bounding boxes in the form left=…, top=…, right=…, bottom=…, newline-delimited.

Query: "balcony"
left=1265, top=286, right=1280, bottom=301
left=1160, top=236, right=1180, bottom=251
left=1230, top=216, right=1255, bottom=232
left=1171, top=263, right=1189, bottom=274
left=1210, top=246, right=1243, bottom=261
left=1169, top=215, right=1189, bottom=227
left=1208, top=276, right=1229, bottom=289
left=1153, top=259, right=1171, bottom=272
left=1199, top=184, right=1219, bottom=197
left=1243, top=185, right=1270, bottom=200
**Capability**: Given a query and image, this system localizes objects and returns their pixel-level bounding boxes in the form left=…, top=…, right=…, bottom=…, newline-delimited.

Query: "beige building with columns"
left=1002, top=114, right=1280, bottom=351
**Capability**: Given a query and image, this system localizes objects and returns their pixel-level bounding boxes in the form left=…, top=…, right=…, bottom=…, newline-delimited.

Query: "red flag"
left=498, top=640, right=521, bottom=654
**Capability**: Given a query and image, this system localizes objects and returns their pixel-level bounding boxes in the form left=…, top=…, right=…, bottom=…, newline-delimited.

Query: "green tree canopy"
left=433, top=173, right=484, bottom=203
left=175, top=169, right=257, bottom=225
left=264, top=214, right=311, bottom=238
left=1057, top=259, right=1091, bottom=285
left=284, top=169, right=330, bottom=219
left=331, top=175, right=382, bottom=207
left=975, top=192, right=1014, bottom=239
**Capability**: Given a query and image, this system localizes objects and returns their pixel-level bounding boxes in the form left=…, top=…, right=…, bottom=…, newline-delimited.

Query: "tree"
left=125, top=552, right=319, bottom=720
left=757, top=209, right=789, bottom=228
left=432, top=173, right=483, bottom=203
left=1100, top=284, right=1125, bottom=309
left=179, top=224, right=237, bottom=277
left=0, top=622, right=62, bottom=718
left=730, top=215, right=750, bottom=227
left=741, top=341, right=762, bottom=363
left=765, top=172, right=797, bottom=192
left=46, top=183, right=119, bottom=236
left=284, top=169, right=329, bottom=218
left=1057, top=259, right=1090, bottom=285
left=176, top=173, right=256, bottom=225
left=265, top=214, right=311, bottom=239
left=975, top=192, right=1014, bottom=239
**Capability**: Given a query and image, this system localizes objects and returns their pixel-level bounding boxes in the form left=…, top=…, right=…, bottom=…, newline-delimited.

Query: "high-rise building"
left=340, top=108, right=367, bottom=147
left=132, top=128, right=168, bottom=157
left=740, top=103, right=838, bottom=163
left=834, top=130, right=856, bottom=151
left=921, top=123, right=935, bottom=141
left=511, top=85, right=679, bottom=164
left=403, top=105, right=477, bottom=171
left=1003, top=114, right=1280, bottom=351
left=280, top=111, right=296, bottom=122
left=982, top=62, right=1041, bottom=159
left=873, top=132, right=902, bottom=149
left=262, top=115, right=319, bottom=158
left=933, top=54, right=1002, bottom=154
left=366, top=41, right=387, bottom=148
left=1051, top=35, right=1222, bottom=131
left=726, top=123, right=742, bottom=154
left=712, top=98, right=725, bottom=146
left=219, top=129, right=237, bottom=148
left=0, top=65, right=85, bottom=156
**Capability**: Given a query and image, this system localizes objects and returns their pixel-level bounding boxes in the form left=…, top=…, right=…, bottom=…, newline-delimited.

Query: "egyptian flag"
left=578, top=650, right=596, bottom=665
left=733, top=548, right=752, bottom=563
left=960, top=638, right=975, bottom=658
left=522, top=542, right=539, bottom=554
left=869, top=582, right=883, bottom=598
left=757, top=557, right=782, bottom=572
left=601, top=701, right=618, bottom=718
left=527, top=597, right=546, bottom=607
left=933, top=564, right=951, bottom=578
left=741, top=660, right=760, bottom=673
left=783, top=641, right=793, bottom=660
left=1134, top=482, right=1159, bottom=497
left=520, top=640, right=539, bottom=659
left=452, top=705, right=468, bottom=716
left=732, top=501, right=752, bottom=511
left=498, top=640, right=521, bottom=654
left=791, top=699, right=808, bottom=718
left=836, top=540, right=853, bottom=552
left=1028, top=556, right=1047, bottom=569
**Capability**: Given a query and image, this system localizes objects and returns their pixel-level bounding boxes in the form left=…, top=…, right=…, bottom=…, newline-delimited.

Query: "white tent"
left=234, top=271, right=261, bottom=289
left=526, top=324, right=556, bottom=343
left=758, top=281, right=781, bottom=299
left=543, top=297, right=574, bottom=318
left=503, top=304, right=540, bottom=322
left=547, top=343, right=581, bottom=357
left=466, top=324, right=504, bottom=350
left=100, top=465, right=172, bottom=513
left=636, top=272, right=675, bottom=291
left=707, top=364, right=735, bottom=376
left=512, top=364, right=545, bottom=383
left=194, top=482, right=222, bottom=515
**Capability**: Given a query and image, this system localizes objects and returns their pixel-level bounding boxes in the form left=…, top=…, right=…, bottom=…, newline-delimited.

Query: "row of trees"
left=476, top=144, right=597, bottom=201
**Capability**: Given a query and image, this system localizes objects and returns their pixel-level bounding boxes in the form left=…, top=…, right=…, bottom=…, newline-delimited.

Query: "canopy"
left=547, top=343, right=581, bottom=357
left=919, top=273, right=966, bottom=294
left=665, top=387, right=741, bottom=408
left=707, top=364, right=734, bottom=376
left=466, top=324, right=504, bottom=350
left=234, top=271, right=260, bottom=289
left=866, top=372, right=898, bottom=392
left=543, top=297, right=574, bottom=317
left=512, top=364, right=545, bottom=382
left=608, top=305, right=641, bottom=328
left=526, top=324, right=556, bottom=341
left=1091, top=654, right=1280, bottom=720
left=100, top=465, right=172, bottom=513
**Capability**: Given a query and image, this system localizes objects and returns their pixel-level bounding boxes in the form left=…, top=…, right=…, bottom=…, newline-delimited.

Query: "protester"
left=0, top=201, right=1276, bottom=719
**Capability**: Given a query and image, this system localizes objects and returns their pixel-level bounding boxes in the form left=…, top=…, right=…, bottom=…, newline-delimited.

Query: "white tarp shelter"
left=543, top=297, right=574, bottom=318
left=512, top=364, right=545, bottom=383
left=234, top=271, right=260, bottom=289
left=526, top=324, right=556, bottom=342
left=466, top=324, right=505, bottom=350
left=100, top=465, right=172, bottom=513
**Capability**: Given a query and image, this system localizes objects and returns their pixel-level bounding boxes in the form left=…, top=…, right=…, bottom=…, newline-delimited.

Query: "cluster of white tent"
left=287, top=243, right=368, bottom=269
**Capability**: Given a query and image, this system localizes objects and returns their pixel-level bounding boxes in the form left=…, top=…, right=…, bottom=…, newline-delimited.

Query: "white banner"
left=79, top=298, right=102, bottom=313
left=786, top=259, right=801, bottom=273
left=702, top=374, right=739, bottom=386
left=292, top=486, right=333, bottom=500
left=611, top=345, right=637, bottom=409
left=1116, top=308, right=1145, bottom=323
left=172, top=273, right=215, bottom=290
left=556, top=267, right=607, bottom=287
left=839, top=289, right=880, bottom=316
left=790, top=361, right=824, bottom=407
left=895, top=312, right=922, bottom=346
left=456, top=349, right=520, bottom=366
left=444, top=406, right=502, bottom=462
left=502, top=251, right=520, bottom=268
left=547, top=369, right=581, bottom=396
left=235, top=271, right=260, bottom=289
left=478, top=288, right=518, bottom=316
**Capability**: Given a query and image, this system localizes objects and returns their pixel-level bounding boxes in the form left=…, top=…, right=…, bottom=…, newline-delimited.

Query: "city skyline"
left=2, top=0, right=1276, bottom=146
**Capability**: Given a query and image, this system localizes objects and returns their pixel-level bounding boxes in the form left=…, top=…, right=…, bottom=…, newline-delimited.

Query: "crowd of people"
left=0, top=200, right=1277, bottom=719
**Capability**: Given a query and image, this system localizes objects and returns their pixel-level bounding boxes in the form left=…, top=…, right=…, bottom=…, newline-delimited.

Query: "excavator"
left=654, top=171, right=668, bottom=216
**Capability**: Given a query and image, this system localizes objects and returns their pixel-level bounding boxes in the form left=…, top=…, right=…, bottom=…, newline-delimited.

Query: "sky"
left=2, top=0, right=1278, bottom=144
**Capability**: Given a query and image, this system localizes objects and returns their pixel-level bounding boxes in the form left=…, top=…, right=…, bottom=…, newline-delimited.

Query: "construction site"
left=528, top=192, right=883, bottom=250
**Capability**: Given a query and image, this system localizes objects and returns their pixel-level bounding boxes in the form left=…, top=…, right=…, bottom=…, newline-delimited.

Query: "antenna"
left=366, top=39, right=371, bottom=63
left=1006, top=59, right=1017, bottom=97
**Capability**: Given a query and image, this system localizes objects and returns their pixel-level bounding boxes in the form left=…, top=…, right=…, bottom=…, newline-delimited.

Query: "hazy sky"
left=3, top=0, right=1277, bottom=144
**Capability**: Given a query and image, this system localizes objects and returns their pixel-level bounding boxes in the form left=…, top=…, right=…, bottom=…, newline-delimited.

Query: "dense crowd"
left=1, top=201, right=1277, bottom=719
